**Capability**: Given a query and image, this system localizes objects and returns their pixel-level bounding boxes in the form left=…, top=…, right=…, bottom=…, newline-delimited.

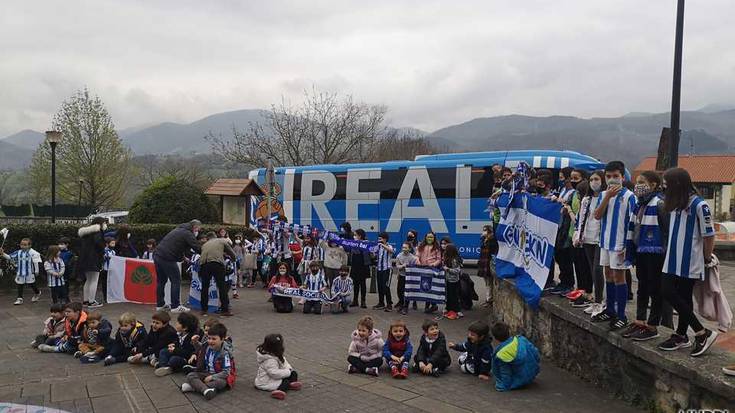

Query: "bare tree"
left=207, top=89, right=388, bottom=167
left=131, top=154, right=215, bottom=189
left=367, top=129, right=440, bottom=162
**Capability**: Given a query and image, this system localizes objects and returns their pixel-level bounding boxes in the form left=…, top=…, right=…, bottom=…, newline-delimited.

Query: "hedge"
left=0, top=223, right=258, bottom=287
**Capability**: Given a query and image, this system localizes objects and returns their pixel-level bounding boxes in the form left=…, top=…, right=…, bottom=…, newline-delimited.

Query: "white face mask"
left=279, top=270, right=287, bottom=275
left=590, top=181, right=602, bottom=192
left=235, top=240, right=241, bottom=244
left=606, top=177, right=622, bottom=187
left=193, top=231, right=199, bottom=237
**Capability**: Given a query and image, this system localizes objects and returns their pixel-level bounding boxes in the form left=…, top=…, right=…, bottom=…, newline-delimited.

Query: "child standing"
left=255, top=333, right=301, bottom=400
left=442, top=244, right=463, bottom=320
left=348, top=316, right=384, bottom=376
left=268, top=262, right=298, bottom=313
left=33, top=303, right=66, bottom=351
left=348, top=229, right=371, bottom=309
left=413, top=319, right=451, bottom=376
left=77, top=311, right=113, bottom=363
left=141, top=239, right=156, bottom=260
left=104, top=312, right=147, bottom=366
left=45, top=245, right=68, bottom=304
left=395, top=243, right=418, bottom=315
left=592, top=161, right=636, bottom=331
left=477, top=226, right=499, bottom=307
left=100, top=237, right=116, bottom=304
left=128, top=310, right=178, bottom=366
left=622, top=171, right=673, bottom=341
left=490, top=322, right=540, bottom=391
left=182, top=323, right=236, bottom=400
left=383, top=320, right=413, bottom=379
left=155, top=312, right=203, bottom=376
left=320, top=238, right=348, bottom=286
left=1, top=238, right=42, bottom=305
left=373, top=232, right=395, bottom=312
left=657, top=168, right=719, bottom=357
left=58, top=237, right=75, bottom=298
left=573, top=171, right=606, bottom=313
left=302, top=261, right=327, bottom=315
left=330, top=265, right=354, bottom=313
left=449, top=321, right=493, bottom=380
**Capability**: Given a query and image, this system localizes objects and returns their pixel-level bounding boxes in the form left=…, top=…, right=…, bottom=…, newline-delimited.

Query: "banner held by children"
left=270, top=286, right=337, bottom=303
left=494, top=192, right=561, bottom=309
left=107, top=256, right=171, bottom=305
left=405, top=266, right=446, bottom=304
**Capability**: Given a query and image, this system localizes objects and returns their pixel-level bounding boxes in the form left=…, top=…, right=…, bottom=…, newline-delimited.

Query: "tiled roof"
left=634, top=155, right=735, bottom=183
left=204, top=179, right=264, bottom=196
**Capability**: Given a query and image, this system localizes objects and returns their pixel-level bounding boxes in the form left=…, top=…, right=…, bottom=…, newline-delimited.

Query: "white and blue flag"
left=405, top=266, right=446, bottom=304
left=495, top=193, right=561, bottom=309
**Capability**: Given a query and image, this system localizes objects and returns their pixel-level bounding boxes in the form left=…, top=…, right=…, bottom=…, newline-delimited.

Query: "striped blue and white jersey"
left=303, top=270, right=327, bottom=292
left=331, top=276, right=353, bottom=297
left=663, top=195, right=715, bottom=280
left=599, top=189, right=636, bottom=252
left=141, top=250, right=155, bottom=260
left=376, top=244, right=393, bottom=271
left=103, top=247, right=116, bottom=271
left=45, top=259, right=66, bottom=287
left=9, top=248, right=41, bottom=284
left=303, top=245, right=325, bottom=262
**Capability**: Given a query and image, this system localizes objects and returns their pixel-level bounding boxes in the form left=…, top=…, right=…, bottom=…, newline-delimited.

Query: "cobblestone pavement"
left=1, top=276, right=641, bottom=413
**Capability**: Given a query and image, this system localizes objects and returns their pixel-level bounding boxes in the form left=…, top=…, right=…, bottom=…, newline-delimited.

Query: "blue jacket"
left=453, top=337, right=493, bottom=376
left=492, top=335, right=540, bottom=391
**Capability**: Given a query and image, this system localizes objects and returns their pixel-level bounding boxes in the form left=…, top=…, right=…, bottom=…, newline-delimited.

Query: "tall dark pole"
left=669, top=0, right=685, bottom=168
left=50, top=141, right=57, bottom=223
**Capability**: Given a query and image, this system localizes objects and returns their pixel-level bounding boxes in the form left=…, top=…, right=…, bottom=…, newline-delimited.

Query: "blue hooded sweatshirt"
left=492, top=335, right=540, bottom=391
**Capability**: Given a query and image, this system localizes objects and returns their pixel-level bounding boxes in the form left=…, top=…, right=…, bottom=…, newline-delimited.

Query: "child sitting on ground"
left=182, top=323, right=236, bottom=400
left=413, top=319, right=451, bottom=377
left=33, top=303, right=66, bottom=350
left=155, top=312, right=203, bottom=376
left=268, top=262, right=298, bottom=313
left=104, top=312, right=147, bottom=366
left=348, top=316, right=384, bottom=377
left=52, top=302, right=87, bottom=354
left=255, top=333, right=302, bottom=400
left=330, top=265, right=354, bottom=313
left=302, top=261, right=327, bottom=315
left=128, top=310, right=178, bottom=366
left=490, top=322, right=540, bottom=391
left=449, top=321, right=493, bottom=381
left=77, top=311, right=113, bottom=363
left=383, top=319, right=413, bottom=379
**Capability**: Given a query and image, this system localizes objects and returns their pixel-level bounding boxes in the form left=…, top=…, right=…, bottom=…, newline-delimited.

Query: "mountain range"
left=2, top=106, right=735, bottom=170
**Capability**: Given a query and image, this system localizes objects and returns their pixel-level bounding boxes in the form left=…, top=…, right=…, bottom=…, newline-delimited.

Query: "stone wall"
left=489, top=277, right=735, bottom=412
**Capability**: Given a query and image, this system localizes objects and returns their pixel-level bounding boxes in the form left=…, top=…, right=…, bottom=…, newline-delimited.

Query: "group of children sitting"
left=347, top=316, right=540, bottom=392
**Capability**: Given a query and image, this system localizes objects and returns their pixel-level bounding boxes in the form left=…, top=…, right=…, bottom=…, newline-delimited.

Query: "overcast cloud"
left=0, top=0, right=733, bottom=137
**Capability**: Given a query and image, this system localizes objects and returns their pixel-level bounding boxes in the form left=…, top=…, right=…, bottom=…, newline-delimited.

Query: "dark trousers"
left=277, top=370, right=299, bottom=392
left=50, top=285, right=68, bottom=304
left=572, top=247, right=592, bottom=293
left=273, top=296, right=293, bottom=313
left=324, top=268, right=339, bottom=286
left=555, top=247, right=575, bottom=288
left=397, top=276, right=406, bottom=307
left=158, top=348, right=187, bottom=371
left=17, top=282, right=40, bottom=298
left=445, top=281, right=460, bottom=312
left=635, top=254, right=673, bottom=328
left=583, top=244, right=604, bottom=302
left=201, top=262, right=229, bottom=312
left=376, top=269, right=393, bottom=306
left=348, top=355, right=383, bottom=371
left=154, top=257, right=182, bottom=308
left=351, top=273, right=367, bottom=304
left=662, top=275, right=704, bottom=336
left=545, top=258, right=556, bottom=288
left=303, top=300, right=322, bottom=314
left=108, top=341, right=133, bottom=363
left=99, top=270, right=108, bottom=302
left=413, top=357, right=449, bottom=372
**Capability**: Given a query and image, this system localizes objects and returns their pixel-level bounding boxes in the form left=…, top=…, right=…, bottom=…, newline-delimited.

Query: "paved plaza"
left=0, top=274, right=642, bottom=413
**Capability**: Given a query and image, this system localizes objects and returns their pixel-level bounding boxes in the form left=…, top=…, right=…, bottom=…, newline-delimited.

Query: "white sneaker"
left=590, top=303, right=606, bottom=317
left=171, top=305, right=190, bottom=313
left=87, top=301, right=103, bottom=309
left=149, top=356, right=158, bottom=367
left=181, top=383, right=194, bottom=393
left=13, top=298, right=23, bottom=305
left=584, top=303, right=598, bottom=315
left=32, top=292, right=41, bottom=302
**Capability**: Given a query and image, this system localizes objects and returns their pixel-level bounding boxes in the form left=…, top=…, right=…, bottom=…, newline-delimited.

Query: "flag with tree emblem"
left=107, top=256, right=171, bottom=304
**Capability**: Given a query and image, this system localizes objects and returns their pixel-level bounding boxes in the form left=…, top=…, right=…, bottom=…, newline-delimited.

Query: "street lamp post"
left=78, top=178, right=84, bottom=208
left=668, top=0, right=685, bottom=168
left=46, top=131, right=63, bottom=223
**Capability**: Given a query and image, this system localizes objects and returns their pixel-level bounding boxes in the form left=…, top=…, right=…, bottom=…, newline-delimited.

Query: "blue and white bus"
left=249, top=150, right=605, bottom=261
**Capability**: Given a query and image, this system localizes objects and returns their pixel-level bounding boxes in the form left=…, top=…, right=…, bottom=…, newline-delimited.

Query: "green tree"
left=128, top=176, right=218, bottom=224
left=29, top=88, right=132, bottom=210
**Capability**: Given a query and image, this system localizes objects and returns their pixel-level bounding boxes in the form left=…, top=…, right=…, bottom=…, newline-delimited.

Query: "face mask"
left=279, top=270, right=287, bottom=275
left=193, top=231, right=199, bottom=237
left=235, top=240, right=241, bottom=244
left=607, top=177, right=622, bottom=187
left=634, top=183, right=652, bottom=198
left=570, top=180, right=580, bottom=189
left=311, top=269, right=319, bottom=275
left=590, top=181, right=602, bottom=193
left=407, top=235, right=414, bottom=240
left=401, top=248, right=409, bottom=254
left=426, top=238, right=434, bottom=245
left=59, top=244, right=66, bottom=250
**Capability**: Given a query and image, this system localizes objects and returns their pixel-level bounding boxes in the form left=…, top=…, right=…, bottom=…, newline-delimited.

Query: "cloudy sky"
left=1, top=0, right=733, bottom=137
